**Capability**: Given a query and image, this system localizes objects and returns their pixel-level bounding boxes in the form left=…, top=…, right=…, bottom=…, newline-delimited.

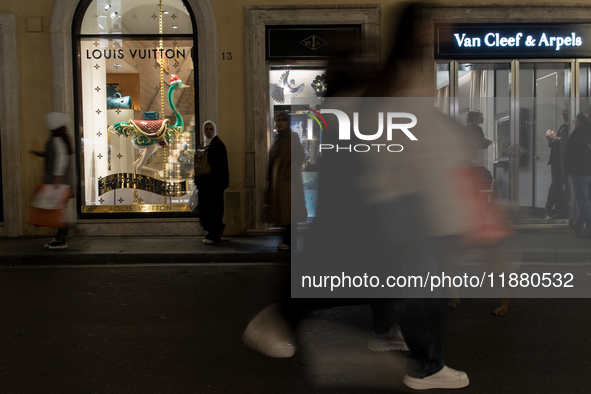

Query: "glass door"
left=576, top=60, right=591, bottom=114
left=443, top=60, right=577, bottom=223
left=268, top=65, right=327, bottom=221
left=517, top=61, right=574, bottom=222
left=455, top=61, right=512, bottom=207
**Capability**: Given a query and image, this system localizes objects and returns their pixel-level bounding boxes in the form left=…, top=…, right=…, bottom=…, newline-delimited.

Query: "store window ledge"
left=75, top=218, right=203, bottom=237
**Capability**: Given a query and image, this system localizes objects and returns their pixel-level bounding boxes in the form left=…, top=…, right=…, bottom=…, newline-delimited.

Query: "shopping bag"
left=26, top=184, right=73, bottom=228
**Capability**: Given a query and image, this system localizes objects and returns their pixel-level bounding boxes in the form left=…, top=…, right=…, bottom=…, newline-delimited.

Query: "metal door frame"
left=440, top=58, right=577, bottom=223
left=515, top=59, right=575, bottom=224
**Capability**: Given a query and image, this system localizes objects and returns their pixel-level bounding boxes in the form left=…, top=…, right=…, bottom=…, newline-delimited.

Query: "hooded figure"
left=194, top=120, right=229, bottom=243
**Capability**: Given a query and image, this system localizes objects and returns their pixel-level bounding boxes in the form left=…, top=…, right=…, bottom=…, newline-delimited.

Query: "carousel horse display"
left=108, top=74, right=189, bottom=175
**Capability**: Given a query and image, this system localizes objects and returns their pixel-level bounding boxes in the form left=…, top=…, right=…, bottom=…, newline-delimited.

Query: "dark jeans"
left=371, top=196, right=446, bottom=378
left=370, top=298, right=445, bottom=377
left=198, top=188, right=225, bottom=238
left=571, top=175, right=591, bottom=229
left=400, top=299, right=445, bottom=378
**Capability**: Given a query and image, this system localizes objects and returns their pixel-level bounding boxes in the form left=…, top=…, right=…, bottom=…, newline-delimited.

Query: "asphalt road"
left=1, top=263, right=590, bottom=394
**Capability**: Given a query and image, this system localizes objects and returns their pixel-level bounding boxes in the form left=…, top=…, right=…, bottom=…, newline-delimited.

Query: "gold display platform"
left=98, top=173, right=188, bottom=197
left=82, top=204, right=190, bottom=214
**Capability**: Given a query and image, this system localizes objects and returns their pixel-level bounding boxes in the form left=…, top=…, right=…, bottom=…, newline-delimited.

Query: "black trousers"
left=546, top=165, right=568, bottom=217
left=55, top=227, right=68, bottom=241
left=198, top=187, right=225, bottom=237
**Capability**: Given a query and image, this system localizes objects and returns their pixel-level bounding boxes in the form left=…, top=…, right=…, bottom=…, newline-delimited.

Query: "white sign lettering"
left=453, top=31, right=582, bottom=51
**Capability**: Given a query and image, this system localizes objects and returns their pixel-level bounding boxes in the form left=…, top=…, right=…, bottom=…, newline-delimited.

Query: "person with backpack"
left=194, top=120, right=229, bottom=243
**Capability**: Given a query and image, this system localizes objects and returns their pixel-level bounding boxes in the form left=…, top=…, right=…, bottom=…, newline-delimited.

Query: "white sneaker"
left=202, top=238, right=214, bottom=244
left=403, top=365, right=469, bottom=390
left=277, top=243, right=290, bottom=250
left=44, top=239, right=68, bottom=250
left=367, top=325, right=409, bottom=352
left=242, top=303, right=296, bottom=358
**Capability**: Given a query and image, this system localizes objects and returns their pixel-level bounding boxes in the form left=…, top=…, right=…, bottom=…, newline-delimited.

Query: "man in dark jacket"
left=545, top=107, right=570, bottom=219
left=564, top=112, right=591, bottom=237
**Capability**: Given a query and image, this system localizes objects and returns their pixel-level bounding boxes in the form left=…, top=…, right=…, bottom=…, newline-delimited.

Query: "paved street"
left=1, top=262, right=591, bottom=393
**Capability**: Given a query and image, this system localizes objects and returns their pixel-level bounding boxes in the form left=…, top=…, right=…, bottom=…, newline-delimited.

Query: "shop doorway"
left=268, top=65, right=327, bottom=220
left=437, top=59, right=579, bottom=224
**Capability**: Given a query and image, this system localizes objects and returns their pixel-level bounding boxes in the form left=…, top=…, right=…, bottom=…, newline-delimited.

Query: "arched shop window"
left=74, top=0, right=197, bottom=216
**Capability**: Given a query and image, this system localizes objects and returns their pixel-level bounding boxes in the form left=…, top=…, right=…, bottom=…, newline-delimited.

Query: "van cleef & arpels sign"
left=435, top=23, right=591, bottom=59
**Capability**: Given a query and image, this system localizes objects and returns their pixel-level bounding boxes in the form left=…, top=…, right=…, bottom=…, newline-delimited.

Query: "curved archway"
left=50, top=0, right=217, bottom=127
left=49, top=0, right=218, bottom=233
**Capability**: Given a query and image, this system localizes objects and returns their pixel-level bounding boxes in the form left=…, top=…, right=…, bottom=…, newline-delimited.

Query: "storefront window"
left=269, top=67, right=326, bottom=219
left=75, top=0, right=196, bottom=215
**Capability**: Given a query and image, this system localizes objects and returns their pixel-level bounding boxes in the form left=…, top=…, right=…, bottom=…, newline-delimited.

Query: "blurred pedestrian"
left=30, top=112, right=74, bottom=249
left=565, top=112, right=591, bottom=238
left=194, top=120, right=229, bottom=243
left=244, top=3, right=471, bottom=390
left=352, top=2, right=471, bottom=389
left=266, top=111, right=307, bottom=250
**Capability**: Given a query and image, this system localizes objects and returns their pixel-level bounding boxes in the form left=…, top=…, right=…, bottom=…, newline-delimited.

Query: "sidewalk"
left=0, top=235, right=289, bottom=265
left=1, top=232, right=591, bottom=265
